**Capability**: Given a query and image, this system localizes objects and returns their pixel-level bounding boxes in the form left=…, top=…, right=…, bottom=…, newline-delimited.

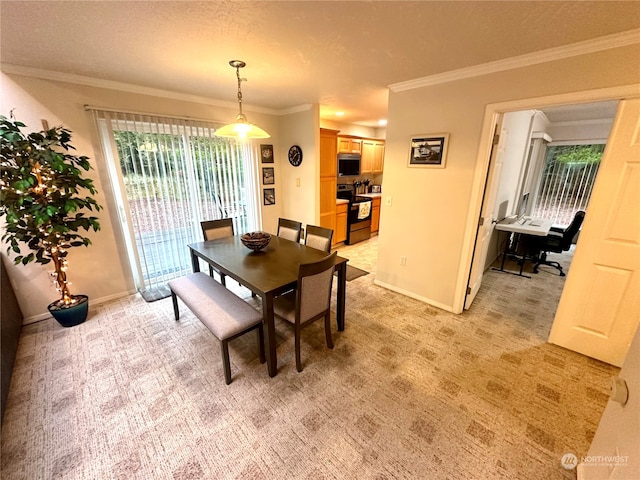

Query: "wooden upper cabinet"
left=361, top=139, right=385, bottom=174
left=337, top=136, right=362, bottom=154
left=371, top=141, right=385, bottom=173
left=320, top=129, right=339, bottom=178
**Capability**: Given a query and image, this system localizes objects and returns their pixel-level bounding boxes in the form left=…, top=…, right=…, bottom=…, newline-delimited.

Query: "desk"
left=494, top=218, right=553, bottom=277
left=188, top=236, right=348, bottom=377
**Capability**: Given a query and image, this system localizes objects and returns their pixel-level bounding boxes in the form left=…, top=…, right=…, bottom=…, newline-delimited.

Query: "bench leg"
left=171, top=291, right=180, bottom=320
left=221, top=340, right=232, bottom=385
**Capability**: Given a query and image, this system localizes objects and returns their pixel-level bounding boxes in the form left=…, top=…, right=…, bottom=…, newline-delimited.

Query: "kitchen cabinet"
left=361, top=139, right=385, bottom=174
left=334, top=202, right=348, bottom=245
left=337, top=136, right=362, bottom=154
left=319, top=128, right=339, bottom=232
left=371, top=197, right=381, bottom=233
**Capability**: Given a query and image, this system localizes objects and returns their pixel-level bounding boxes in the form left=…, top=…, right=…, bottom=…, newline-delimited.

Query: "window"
left=532, top=144, right=604, bottom=226
left=92, top=110, right=260, bottom=298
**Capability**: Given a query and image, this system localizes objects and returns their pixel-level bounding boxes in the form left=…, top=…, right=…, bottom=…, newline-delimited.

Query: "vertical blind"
left=89, top=108, right=260, bottom=295
left=532, top=144, right=602, bottom=226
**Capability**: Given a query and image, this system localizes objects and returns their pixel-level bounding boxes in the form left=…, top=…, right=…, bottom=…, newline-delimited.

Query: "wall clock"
left=288, top=145, right=303, bottom=167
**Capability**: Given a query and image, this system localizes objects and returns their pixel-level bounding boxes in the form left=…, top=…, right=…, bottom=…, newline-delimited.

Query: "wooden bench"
left=168, top=272, right=265, bottom=384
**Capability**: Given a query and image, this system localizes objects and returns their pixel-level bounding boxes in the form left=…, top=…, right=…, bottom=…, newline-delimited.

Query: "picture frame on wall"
left=263, top=188, right=275, bottom=205
left=262, top=167, right=275, bottom=185
left=260, top=144, right=274, bottom=163
left=408, top=134, right=449, bottom=168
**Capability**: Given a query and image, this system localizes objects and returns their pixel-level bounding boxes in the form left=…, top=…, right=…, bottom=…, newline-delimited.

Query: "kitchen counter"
left=359, top=193, right=382, bottom=199
left=337, top=198, right=349, bottom=205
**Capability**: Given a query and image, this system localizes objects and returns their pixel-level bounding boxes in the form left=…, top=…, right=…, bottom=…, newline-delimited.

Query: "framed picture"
left=408, top=134, right=449, bottom=168
left=260, top=144, right=274, bottom=163
left=262, top=167, right=275, bottom=185
left=263, top=188, right=275, bottom=205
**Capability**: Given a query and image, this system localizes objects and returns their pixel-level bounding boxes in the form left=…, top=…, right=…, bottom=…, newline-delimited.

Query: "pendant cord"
left=236, top=65, right=245, bottom=118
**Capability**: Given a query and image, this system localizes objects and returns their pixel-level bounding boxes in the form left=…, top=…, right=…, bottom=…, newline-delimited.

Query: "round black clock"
left=288, top=145, right=303, bottom=167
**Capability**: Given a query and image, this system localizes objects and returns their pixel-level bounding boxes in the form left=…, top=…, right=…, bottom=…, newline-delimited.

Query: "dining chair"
left=200, top=219, right=234, bottom=285
left=277, top=218, right=303, bottom=243
left=201, top=218, right=257, bottom=297
left=304, top=225, right=333, bottom=252
left=273, top=251, right=337, bottom=372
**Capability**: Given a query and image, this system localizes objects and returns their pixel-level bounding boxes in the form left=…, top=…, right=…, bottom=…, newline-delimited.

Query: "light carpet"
left=0, top=238, right=617, bottom=479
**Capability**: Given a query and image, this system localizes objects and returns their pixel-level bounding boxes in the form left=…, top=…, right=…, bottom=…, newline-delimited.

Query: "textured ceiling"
left=1, top=1, right=639, bottom=126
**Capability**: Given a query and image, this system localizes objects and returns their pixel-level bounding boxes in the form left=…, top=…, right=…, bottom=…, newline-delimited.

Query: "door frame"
left=454, top=84, right=640, bottom=314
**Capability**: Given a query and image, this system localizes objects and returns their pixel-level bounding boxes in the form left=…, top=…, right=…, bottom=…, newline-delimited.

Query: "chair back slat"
left=305, top=225, right=333, bottom=252
left=277, top=218, right=302, bottom=242
left=297, top=252, right=337, bottom=322
left=201, top=218, right=234, bottom=241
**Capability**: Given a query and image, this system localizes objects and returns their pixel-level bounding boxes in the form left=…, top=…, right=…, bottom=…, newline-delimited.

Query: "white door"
left=465, top=117, right=505, bottom=309
left=549, top=98, right=640, bottom=367
left=577, top=327, right=640, bottom=479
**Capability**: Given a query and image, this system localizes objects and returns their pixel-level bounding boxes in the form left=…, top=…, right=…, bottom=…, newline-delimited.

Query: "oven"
left=337, top=184, right=372, bottom=245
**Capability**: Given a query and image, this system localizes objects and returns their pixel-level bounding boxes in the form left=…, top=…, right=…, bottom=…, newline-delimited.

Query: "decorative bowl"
left=241, top=232, right=272, bottom=252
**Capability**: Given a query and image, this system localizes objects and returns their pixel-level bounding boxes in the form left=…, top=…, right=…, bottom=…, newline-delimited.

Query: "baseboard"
left=23, top=289, right=136, bottom=325
left=373, top=279, right=455, bottom=313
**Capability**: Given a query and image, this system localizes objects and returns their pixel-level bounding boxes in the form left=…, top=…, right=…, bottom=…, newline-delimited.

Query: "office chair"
left=304, top=225, right=333, bottom=252
left=277, top=218, right=303, bottom=242
left=273, top=252, right=337, bottom=372
left=533, top=211, right=585, bottom=276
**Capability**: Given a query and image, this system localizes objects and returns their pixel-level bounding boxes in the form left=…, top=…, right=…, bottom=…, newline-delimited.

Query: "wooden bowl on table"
left=241, top=232, right=272, bottom=252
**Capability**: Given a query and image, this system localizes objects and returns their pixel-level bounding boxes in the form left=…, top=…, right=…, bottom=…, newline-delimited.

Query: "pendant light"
left=215, top=60, right=270, bottom=139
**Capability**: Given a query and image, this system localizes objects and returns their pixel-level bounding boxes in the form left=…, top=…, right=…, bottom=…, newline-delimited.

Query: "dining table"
left=188, top=235, right=349, bottom=377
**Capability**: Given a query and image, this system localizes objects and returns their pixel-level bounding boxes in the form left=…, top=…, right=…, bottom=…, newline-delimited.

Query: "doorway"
left=461, top=88, right=639, bottom=365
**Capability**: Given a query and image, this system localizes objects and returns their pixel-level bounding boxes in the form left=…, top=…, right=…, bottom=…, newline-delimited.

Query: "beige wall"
left=376, top=44, right=640, bottom=312
left=277, top=106, right=320, bottom=231
left=1, top=73, right=282, bottom=321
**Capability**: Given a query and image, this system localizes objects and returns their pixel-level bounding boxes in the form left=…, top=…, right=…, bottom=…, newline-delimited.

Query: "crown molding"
left=389, top=28, right=640, bottom=92
left=0, top=63, right=285, bottom=116
left=278, top=104, right=314, bottom=115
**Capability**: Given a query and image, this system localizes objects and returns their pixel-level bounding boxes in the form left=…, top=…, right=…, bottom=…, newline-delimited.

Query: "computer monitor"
left=518, top=192, right=529, bottom=220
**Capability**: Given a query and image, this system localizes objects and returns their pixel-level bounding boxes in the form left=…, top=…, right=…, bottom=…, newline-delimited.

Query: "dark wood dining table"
left=188, top=235, right=349, bottom=377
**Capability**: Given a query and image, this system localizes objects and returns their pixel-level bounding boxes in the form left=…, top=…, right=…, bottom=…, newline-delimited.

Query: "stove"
left=337, top=184, right=372, bottom=245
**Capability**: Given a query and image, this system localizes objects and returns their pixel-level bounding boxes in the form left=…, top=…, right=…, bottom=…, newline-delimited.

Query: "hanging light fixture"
left=215, top=60, right=270, bottom=139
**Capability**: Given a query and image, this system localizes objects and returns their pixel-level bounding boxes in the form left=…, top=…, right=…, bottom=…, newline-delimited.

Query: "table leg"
left=336, top=262, right=347, bottom=331
left=190, top=249, right=201, bottom=273
left=261, top=294, right=277, bottom=377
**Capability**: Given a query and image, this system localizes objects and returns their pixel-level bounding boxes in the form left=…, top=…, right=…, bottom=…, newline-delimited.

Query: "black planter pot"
left=48, top=295, right=89, bottom=327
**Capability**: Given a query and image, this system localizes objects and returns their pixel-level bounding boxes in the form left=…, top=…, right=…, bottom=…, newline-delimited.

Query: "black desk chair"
left=533, top=211, right=585, bottom=276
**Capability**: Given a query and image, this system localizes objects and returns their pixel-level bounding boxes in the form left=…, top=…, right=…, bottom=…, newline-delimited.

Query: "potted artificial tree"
left=0, top=114, right=102, bottom=327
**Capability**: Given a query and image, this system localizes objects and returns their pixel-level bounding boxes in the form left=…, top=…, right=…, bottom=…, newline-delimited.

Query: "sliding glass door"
left=93, top=111, right=259, bottom=299
left=532, top=144, right=603, bottom=225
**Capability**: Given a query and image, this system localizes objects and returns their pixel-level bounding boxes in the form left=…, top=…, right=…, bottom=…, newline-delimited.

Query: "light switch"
left=296, top=178, right=301, bottom=187
left=386, top=196, right=392, bottom=206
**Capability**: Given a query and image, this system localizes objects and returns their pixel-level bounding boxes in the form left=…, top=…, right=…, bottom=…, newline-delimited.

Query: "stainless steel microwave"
left=337, top=153, right=361, bottom=176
